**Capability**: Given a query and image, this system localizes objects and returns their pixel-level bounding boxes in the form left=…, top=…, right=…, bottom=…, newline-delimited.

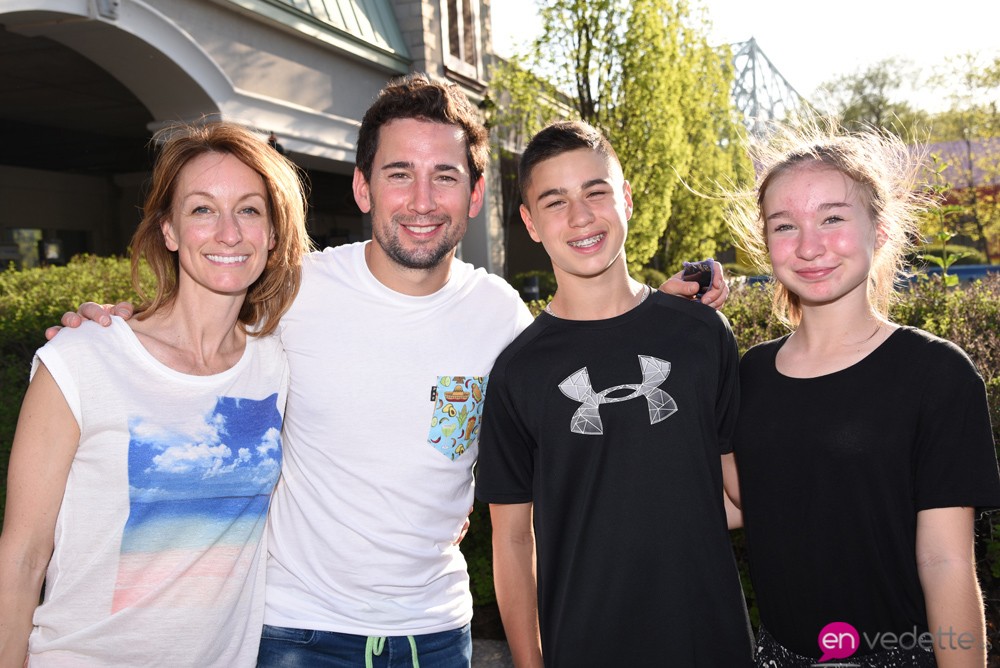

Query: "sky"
left=491, top=0, right=1000, bottom=112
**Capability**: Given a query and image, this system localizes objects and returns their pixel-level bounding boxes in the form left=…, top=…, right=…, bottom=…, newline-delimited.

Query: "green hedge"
left=2, top=260, right=998, bottom=643
left=0, top=255, right=150, bottom=521
left=0, top=255, right=150, bottom=358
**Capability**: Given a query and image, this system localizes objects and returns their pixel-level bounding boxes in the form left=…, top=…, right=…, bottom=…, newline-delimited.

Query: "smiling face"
left=763, top=164, right=883, bottom=311
left=519, top=148, right=632, bottom=283
left=161, top=152, right=274, bottom=299
left=353, top=118, right=484, bottom=286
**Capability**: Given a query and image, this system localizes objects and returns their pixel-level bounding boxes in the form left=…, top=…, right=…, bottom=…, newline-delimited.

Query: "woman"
left=0, top=121, right=309, bottom=666
left=729, top=125, right=1000, bottom=667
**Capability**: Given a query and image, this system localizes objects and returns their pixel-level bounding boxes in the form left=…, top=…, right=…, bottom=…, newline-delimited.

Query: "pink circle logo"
left=817, top=621, right=859, bottom=662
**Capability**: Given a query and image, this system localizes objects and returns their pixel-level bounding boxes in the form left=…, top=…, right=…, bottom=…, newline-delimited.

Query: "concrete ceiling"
left=0, top=22, right=154, bottom=174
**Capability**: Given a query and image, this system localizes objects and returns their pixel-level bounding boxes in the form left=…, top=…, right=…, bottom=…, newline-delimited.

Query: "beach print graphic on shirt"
left=558, top=355, right=677, bottom=435
left=427, top=375, right=487, bottom=460
left=112, top=394, right=282, bottom=612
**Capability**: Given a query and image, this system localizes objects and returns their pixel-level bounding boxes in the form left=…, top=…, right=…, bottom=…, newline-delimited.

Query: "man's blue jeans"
left=257, top=623, right=472, bottom=668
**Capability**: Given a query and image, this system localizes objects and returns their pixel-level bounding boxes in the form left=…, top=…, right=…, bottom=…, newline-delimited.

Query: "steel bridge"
left=729, top=38, right=814, bottom=136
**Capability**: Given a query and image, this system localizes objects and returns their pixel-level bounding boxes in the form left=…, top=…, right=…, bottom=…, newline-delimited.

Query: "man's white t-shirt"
left=265, top=242, right=533, bottom=635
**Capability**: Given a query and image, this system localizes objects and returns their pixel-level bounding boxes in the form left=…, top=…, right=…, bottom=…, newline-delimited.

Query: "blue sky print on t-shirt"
left=112, top=394, right=281, bottom=611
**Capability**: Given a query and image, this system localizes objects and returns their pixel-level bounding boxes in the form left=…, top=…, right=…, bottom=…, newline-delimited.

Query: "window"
left=443, top=0, right=479, bottom=80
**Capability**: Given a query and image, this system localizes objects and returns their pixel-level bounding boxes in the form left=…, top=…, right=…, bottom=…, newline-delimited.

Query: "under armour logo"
left=558, top=355, right=677, bottom=435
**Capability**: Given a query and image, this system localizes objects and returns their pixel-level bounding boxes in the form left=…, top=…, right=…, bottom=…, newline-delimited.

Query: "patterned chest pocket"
left=427, top=375, right=488, bottom=460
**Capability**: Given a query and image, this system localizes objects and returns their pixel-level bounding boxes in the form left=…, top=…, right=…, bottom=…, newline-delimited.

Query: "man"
left=255, top=73, right=531, bottom=666
left=475, top=121, right=753, bottom=667
left=55, top=75, right=726, bottom=666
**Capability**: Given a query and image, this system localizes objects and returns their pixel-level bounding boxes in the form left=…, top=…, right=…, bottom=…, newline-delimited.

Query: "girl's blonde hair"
left=730, top=121, right=931, bottom=327
left=130, top=121, right=312, bottom=337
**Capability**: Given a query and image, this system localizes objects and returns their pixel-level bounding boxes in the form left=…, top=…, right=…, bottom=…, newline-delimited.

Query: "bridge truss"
left=729, top=38, right=815, bottom=136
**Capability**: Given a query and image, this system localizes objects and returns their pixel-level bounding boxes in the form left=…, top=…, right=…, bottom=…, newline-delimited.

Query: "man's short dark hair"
left=356, top=73, right=489, bottom=185
left=518, top=121, right=621, bottom=204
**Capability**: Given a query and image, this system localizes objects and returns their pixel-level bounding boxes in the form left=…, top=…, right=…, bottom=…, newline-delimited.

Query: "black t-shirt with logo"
left=477, top=292, right=753, bottom=667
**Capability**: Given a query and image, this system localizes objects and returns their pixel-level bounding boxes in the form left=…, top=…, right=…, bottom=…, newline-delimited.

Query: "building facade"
left=0, top=0, right=504, bottom=272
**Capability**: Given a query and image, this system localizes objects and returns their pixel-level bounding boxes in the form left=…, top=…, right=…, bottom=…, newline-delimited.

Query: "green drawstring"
left=407, top=636, right=420, bottom=667
left=364, top=636, right=420, bottom=668
left=365, top=636, right=385, bottom=668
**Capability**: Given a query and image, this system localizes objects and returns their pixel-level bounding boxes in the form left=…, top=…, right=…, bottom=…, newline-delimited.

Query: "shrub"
left=722, top=261, right=760, bottom=277
left=0, top=255, right=151, bottom=360
left=909, top=243, right=987, bottom=267
left=719, top=281, right=788, bottom=355
left=895, top=275, right=1000, bottom=368
left=0, top=355, right=25, bottom=505
left=630, top=266, right=668, bottom=288
left=0, top=255, right=148, bottom=525
left=524, top=298, right=548, bottom=318
left=461, top=501, right=496, bottom=606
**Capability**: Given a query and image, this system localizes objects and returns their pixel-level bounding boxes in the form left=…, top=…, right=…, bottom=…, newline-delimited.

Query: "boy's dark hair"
left=518, top=121, right=621, bottom=204
left=356, top=72, right=489, bottom=185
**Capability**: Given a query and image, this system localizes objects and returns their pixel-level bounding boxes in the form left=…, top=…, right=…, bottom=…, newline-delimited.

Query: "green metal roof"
left=229, top=0, right=411, bottom=72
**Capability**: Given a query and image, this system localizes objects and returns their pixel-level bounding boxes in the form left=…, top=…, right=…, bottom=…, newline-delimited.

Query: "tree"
left=611, top=0, right=687, bottom=269
left=659, top=37, right=750, bottom=270
left=814, top=58, right=927, bottom=140
left=485, top=60, right=568, bottom=276
left=927, top=52, right=1000, bottom=140
left=490, top=0, right=749, bottom=271
left=924, top=52, right=1000, bottom=263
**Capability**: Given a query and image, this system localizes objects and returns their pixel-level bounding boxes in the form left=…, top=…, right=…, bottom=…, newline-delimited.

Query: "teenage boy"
left=475, top=121, right=753, bottom=667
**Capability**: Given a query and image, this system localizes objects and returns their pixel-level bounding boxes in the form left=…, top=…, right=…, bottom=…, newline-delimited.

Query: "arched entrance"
left=0, top=1, right=227, bottom=266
